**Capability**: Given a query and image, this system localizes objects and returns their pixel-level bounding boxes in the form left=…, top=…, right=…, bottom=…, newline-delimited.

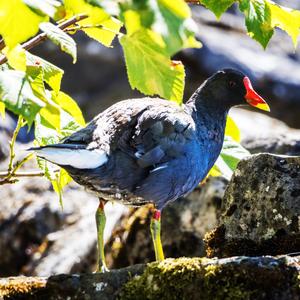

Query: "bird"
left=31, top=69, right=270, bottom=272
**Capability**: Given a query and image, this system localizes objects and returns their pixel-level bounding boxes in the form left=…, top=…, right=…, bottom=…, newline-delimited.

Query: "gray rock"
left=205, top=153, right=300, bottom=257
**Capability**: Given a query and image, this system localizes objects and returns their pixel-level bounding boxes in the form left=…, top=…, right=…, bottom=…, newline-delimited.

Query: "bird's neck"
left=185, top=89, right=229, bottom=134
left=185, top=91, right=229, bottom=167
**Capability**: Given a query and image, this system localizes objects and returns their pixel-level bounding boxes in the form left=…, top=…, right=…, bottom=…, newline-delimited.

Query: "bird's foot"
left=94, top=264, right=110, bottom=273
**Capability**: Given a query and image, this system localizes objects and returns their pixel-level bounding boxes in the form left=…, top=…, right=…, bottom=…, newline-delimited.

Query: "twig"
left=0, top=14, right=88, bottom=65
left=0, top=153, right=34, bottom=185
left=7, top=115, right=23, bottom=173
left=0, top=38, right=5, bottom=51
left=0, top=171, right=45, bottom=178
left=64, top=24, right=123, bottom=36
left=185, top=0, right=200, bottom=3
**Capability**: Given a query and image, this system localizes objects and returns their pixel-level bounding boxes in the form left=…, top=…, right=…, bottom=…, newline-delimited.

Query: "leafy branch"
left=0, top=116, right=34, bottom=185
left=0, top=14, right=88, bottom=65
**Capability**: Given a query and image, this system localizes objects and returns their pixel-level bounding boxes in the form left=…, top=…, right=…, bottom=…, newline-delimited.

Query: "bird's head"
left=200, top=68, right=270, bottom=112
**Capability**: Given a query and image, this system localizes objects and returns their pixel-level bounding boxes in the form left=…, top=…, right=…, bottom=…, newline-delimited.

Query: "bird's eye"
left=229, top=81, right=236, bottom=88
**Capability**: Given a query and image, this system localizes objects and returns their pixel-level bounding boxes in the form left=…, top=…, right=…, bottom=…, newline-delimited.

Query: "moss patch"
left=119, top=257, right=300, bottom=300
left=0, top=277, right=46, bottom=298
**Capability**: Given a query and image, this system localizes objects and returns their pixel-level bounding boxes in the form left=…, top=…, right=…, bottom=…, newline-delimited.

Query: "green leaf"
left=26, top=52, right=64, bottom=93
left=0, top=0, right=47, bottom=49
left=64, top=0, right=121, bottom=47
left=5, top=45, right=27, bottom=71
left=120, top=30, right=185, bottom=103
left=52, top=91, right=85, bottom=127
left=225, top=115, right=240, bottom=142
left=156, top=0, right=201, bottom=55
left=210, top=136, right=250, bottom=179
left=120, top=0, right=200, bottom=56
left=23, top=0, right=61, bottom=18
left=0, top=70, right=45, bottom=126
left=239, top=0, right=273, bottom=48
left=200, top=0, right=235, bottom=19
left=267, top=1, right=300, bottom=47
left=36, top=149, right=71, bottom=209
left=34, top=95, right=83, bottom=205
left=82, top=17, right=122, bottom=47
left=26, top=65, right=49, bottom=103
left=39, top=102, right=61, bottom=132
left=0, top=101, right=5, bottom=118
left=51, top=168, right=72, bottom=209
left=39, top=22, right=77, bottom=63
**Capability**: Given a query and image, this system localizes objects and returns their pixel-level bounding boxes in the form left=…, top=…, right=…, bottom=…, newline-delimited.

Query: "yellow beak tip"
left=256, top=103, right=271, bottom=112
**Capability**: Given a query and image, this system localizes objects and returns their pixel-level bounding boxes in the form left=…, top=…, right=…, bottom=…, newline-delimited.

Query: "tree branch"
left=7, top=116, right=23, bottom=173
left=0, top=171, right=46, bottom=178
left=185, top=0, right=200, bottom=3
left=64, top=24, right=123, bottom=36
left=0, top=14, right=88, bottom=65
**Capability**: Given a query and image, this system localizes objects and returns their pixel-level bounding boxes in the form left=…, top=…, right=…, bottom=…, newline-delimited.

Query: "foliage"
left=200, top=0, right=300, bottom=48
left=0, top=0, right=299, bottom=198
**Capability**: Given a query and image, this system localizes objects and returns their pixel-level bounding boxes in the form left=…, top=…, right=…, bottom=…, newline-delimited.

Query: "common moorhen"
left=32, top=69, right=269, bottom=272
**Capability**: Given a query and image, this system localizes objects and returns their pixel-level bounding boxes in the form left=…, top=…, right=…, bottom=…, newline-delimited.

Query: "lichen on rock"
left=205, top=153, right=300, bottom=258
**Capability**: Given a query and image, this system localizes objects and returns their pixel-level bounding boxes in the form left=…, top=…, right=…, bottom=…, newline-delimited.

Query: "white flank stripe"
left=35, top=148, right=108, bottom=169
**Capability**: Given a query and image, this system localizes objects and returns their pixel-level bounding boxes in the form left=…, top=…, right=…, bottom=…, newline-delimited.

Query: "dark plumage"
left=33, top=69, right=269, bottom=270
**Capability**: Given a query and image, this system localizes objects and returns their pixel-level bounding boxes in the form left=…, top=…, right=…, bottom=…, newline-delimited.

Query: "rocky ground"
left=1, top=2, right=300, bottom=299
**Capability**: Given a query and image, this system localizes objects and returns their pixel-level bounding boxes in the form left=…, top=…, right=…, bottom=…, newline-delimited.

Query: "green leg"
left=95, top=199, right=109, bottom=272
left=150, top=208, right=165, bottom=262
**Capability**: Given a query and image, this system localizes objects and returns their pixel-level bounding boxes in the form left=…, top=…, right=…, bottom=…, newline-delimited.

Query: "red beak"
left=243, top=77, right=270, bottom=112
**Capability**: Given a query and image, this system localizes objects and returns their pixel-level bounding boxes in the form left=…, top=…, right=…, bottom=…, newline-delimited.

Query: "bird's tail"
left=29, top=144, right=108, bottom=169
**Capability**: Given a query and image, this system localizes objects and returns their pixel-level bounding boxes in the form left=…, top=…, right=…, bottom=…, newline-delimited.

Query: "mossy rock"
left=119, top=257, right=300, bottom=300
left=1, top=256, right=299, bottom=299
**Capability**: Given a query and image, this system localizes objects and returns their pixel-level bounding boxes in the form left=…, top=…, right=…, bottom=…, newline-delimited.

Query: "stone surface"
left=1, top=256, right=299, bottom=300
left=205, top=153, right=300, bottom=258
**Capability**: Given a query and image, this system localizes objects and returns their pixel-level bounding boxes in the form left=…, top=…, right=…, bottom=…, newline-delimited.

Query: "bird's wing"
left=33, top=98, right=184, bottom=169
left=127, top=105, right=196, bottom=168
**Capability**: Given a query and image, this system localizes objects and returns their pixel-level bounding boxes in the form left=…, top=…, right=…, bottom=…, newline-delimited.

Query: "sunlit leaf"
left=239, top=0, right=273, bottom=48
left=0, top=70, right=45, bottom=126
left=39, top=22, right=77, bottom=63
left=52, top=91, right=85, bottom=126
left=200, top=0, right=235, bottom=19
left=23, top=0, right=61, bottom=18
left=225, top=115, right=240, bottom=142
left=26, top=65, right=49, bottom=103
left=64, top=0, right=120, bottom=47
left=26, top=52, right=64, bottom=93
left=120, top=29, right=185, bottom=103
left=81, top=17, right=122, bottom=47
left=0, top=0, right=47, bottom=49
left=210, top=136, right=250, bottom=179
left=156, top=0, right=201, bottom=55
left=4, top=45, right=26, bottom=71
left=267, top=1, right=300, bottom=47
left=0, top=101, right=5, bottom=118
left=51, top=168, right=72, bottom=209
left=39, top=103, right=60, bottom=132
left=120, top=0, right=200, bottom=56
